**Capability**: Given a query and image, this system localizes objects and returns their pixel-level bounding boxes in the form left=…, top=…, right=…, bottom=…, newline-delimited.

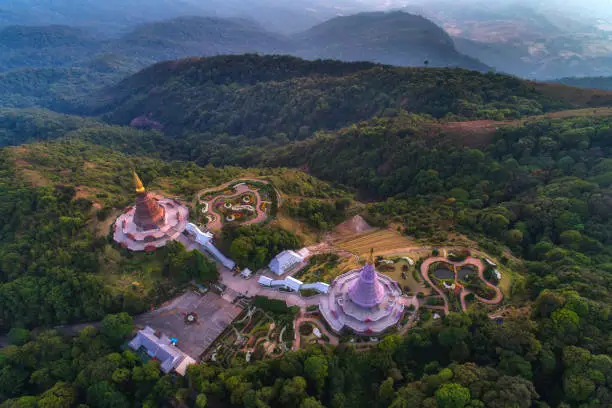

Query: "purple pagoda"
left=348, top=251, right=385, bottom=308
left=319, top=249, right=412, bottom=334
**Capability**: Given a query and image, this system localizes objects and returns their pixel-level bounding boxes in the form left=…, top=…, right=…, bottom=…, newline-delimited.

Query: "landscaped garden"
left=376, top=257, right=432, bottom=296
left=205, top=297, right=298, bottom=367
left=197, top=179, right=279, bottom=231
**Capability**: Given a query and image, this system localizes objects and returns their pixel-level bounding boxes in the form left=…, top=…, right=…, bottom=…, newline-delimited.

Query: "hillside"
left=292, top=11, right=489, bottom=71
left=93, top=54, right=587, bottom=140
left=0, top=0, right=210, bottom=33
left=116, top=16, right=291, bottom=61
left=0, top=25, right=103, bottom=72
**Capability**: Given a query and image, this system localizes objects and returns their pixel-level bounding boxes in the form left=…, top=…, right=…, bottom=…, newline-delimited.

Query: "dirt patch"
left=91, top=209, right=121, bottom=237
left=434, top=107, right=612, bottom=148
left=14, top=159, right=32, bottom=168
left=75, top=186, right=103, bottom=209
left=84, top=161, right=97, bottom=169
left=437, top=120, right=520, bottom=148
left=335, top=229, right=418, bottom=259
left=20, top=169, right=51, bottom=187
left=332, top=215, right=373, bottom=239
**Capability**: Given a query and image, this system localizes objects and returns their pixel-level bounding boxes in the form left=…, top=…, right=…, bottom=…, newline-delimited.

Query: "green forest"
left=1, top=54, right=612, bottom=407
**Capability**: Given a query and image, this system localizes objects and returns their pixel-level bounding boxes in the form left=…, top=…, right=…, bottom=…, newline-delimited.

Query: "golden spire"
left=368, top=248, right=374, bottom=264
left=132, top=170, right=145, bottom=194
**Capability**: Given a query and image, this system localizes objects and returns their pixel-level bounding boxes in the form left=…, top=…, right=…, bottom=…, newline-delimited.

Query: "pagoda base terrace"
left=319, top=270, right=405, bottom=334
left=113, top=196, right=189, bottom=251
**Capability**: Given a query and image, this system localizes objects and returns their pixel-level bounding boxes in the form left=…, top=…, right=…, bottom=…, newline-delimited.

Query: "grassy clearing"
left=270, top=213, right=319, bottom=245
left=295, top=253, right=357, bottom=284
left=379, top=259, right=432, bottom=296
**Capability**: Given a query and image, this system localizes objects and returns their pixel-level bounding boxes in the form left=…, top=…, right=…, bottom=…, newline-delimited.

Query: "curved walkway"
left=196, top=178, right=282, bottom=209
left=420, top=256, right=503, bottom=316
left=459, top=257, right=503, bottom=309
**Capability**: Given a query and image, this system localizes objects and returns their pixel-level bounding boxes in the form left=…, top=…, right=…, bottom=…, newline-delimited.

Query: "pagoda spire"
left=132, top=170, right=146, bottom=194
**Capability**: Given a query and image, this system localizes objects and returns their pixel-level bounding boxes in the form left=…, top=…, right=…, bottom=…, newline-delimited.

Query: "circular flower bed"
left=299, top=323, right=314, bottom=336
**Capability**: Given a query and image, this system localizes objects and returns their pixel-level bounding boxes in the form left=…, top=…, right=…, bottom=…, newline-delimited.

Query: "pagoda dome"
left=348, top=255, right=385, bottom=308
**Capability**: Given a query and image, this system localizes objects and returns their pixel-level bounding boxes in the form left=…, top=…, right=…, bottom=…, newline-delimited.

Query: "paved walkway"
left=420, top=256, right=503, bottom=316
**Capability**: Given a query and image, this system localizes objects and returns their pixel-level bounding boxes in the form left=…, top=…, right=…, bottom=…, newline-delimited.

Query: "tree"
left=304, top=356, right=328, bottom=396
left=99, top=313, right=134, bottom=347
left=300, top=397, right=325, bottom=408
left=38, top=382, right=76, bottom=408
left=379, top=377, right=396, bottom=405
left=435, top=383, right=470, bottom=408
left=7, top=328, right=30, bottom=346
left=195, top=393, right=207, bottom=407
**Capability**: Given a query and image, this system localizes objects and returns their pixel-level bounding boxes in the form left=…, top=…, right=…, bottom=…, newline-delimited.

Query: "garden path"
left=420, top=256, right=503, bottom=316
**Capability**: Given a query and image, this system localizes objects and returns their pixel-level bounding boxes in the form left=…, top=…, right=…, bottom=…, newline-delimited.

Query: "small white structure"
left=128, top=326, right=196, bottom=376
left=494, top=269, right=502, bottom=280
left=285, top=276, right=303, bottom=292
left=271, top=278, right=302, bottom=292
left=443, top=282, right=456, bottom=290
left=296, top=247, right=311, bottom=259
left=185, top=223, right=236, bottom=269
left=300, top=282, right=330, bottom=294
left=258, top=276, right=274, bottom=287
left=380, top=259, right=394, bottom=265
left=402, top=256, right=415, bottom=266
left=433, top=313, right=441, bottom=320
left=240, top=268, right=253, bottom=279
left=485, top=258, right=497, bottom=267
left=313, top=327, right=322, bottom=338
left=231, top=204, right=255, bottom=213
left=269, top=250, right=305, bottom=276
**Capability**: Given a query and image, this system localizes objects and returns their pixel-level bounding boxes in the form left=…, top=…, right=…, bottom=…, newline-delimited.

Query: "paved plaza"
left=134, top=291, right=242, bottom=360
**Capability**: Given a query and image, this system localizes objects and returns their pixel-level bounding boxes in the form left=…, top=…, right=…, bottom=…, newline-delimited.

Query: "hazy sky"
left=375, top=0, right=612, bottom=14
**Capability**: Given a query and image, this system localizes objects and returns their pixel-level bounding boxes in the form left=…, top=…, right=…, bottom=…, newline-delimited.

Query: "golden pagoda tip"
left=132, top=169, right=146, bottom=194
left=368, top=248, right=374, bottom=264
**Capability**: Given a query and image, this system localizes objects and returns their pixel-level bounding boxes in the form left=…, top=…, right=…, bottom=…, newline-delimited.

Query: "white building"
left=240, top=268, right=253, bottom=279
left=258, top=276, right=274, bottom=287
left=300, top=282, right=330, bottom=294
left=128, top=326, right=196, bottom=376
left=269, top=250, right=305, bottom=275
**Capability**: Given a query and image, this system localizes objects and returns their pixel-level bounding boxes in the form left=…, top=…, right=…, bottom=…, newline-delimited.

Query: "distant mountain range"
left=0, top=12, right=485, bottom=72
left=0, top=11, right=493, bottom=110
left=0, top=0, right=382, bottom=34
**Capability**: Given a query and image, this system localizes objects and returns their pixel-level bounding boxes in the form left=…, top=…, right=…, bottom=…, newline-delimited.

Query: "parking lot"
left=134, top=291, right=242, bottom=360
